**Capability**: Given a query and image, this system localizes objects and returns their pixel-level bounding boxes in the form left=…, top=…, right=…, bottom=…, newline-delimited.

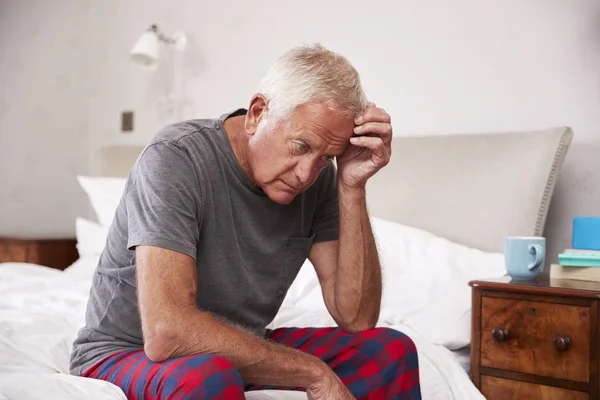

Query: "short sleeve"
left=312, top=162, right=339, bottom=243
left=125, top=142, right=202, bottom=260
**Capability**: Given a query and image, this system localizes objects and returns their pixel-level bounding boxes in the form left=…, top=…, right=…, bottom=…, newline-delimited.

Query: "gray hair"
left=257, top=43, right=368, bottom=121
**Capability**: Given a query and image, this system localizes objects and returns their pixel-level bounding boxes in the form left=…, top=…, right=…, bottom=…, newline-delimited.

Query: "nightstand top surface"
left=469, top=275, right=600, bottom=299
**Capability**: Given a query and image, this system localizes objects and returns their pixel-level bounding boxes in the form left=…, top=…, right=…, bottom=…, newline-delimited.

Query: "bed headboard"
left=366, top=126, right=572, bottom=253
left=92, top=146, right=147, bottom=179
left=92, top=126, right=572, bottom=253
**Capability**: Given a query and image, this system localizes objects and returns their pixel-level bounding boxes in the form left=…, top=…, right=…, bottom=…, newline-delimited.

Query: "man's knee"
left=172, top=354, right=244, bottom=399
left=379, top=327, right=417, bottom=352
left=355, top=327, right=419, bottom=360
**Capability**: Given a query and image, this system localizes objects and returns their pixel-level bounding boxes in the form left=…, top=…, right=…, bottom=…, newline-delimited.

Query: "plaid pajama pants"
left=82, top=327, right=421, bottom=399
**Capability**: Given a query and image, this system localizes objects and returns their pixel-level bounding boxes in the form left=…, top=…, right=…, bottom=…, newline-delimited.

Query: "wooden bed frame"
left=0, top=236, right=78, bottom=270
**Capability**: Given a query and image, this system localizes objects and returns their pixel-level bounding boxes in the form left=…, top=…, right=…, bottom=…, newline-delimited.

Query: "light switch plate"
left=121, top=111, right=134, bottom=132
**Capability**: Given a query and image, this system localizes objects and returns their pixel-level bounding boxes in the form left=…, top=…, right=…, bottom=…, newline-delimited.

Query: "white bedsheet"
left=0, top=259, right=485, bottom=400
left=450, top=347, right=471, bottom=373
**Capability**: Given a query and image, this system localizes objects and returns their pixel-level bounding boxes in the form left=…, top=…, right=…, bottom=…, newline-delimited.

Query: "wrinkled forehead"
left=283, top=103, right=355, bottom=144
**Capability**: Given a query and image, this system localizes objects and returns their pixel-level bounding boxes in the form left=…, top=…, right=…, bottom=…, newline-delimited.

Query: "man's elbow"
left=341, top=319, right=377, bottom=334
left=338, top=311, right=379, bottom=333
left=143, top=322, right=180, bottom=362
left=334, top=303, right=380, bottom=333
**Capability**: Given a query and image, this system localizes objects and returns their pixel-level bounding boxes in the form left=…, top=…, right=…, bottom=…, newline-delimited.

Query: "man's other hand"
left=307, top=368, right=355, bottom=400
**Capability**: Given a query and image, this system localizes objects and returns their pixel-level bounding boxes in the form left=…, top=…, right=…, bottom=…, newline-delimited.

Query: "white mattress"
left=0, top=258, right=485, bottom=400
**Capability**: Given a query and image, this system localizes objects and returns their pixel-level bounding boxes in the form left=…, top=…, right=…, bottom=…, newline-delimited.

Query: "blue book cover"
left=573, top=217, right=600, bottom=251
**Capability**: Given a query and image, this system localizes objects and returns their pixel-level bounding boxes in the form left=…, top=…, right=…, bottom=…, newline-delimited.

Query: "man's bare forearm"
left=333, top=182, right=382, bottom=331
left=147, top=306, right=327, bottom=388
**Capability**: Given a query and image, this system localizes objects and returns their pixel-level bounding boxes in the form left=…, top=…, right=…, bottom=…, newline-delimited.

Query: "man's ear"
left=245, top=94, right=268, bottom=135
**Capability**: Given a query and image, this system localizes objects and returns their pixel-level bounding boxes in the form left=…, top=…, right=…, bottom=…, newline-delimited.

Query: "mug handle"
left=528, top=244, right=544, bottom=271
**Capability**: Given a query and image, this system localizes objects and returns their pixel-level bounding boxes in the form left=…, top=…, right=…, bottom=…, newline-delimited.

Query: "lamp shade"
left=130, top=30, right=160, bottom=69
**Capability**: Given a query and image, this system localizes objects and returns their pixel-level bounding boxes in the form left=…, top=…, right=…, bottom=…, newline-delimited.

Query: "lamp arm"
left=148, top=24, right=187, bottom=50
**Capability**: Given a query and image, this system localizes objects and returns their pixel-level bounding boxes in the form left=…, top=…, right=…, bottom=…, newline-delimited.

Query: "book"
left=550, top=263, right=600, bottom=283
left=563, top=249, right=600, bottom=255
left=572, top=216, right=600, bottom=251
left=558, top=249, right=600, bottom=268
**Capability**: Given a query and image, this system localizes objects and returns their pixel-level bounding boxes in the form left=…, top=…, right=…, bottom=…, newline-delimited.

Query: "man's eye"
left=295, top=142, right=307, bottom=152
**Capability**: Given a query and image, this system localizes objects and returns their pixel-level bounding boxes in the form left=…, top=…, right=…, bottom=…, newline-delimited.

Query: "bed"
left=0, top=125, right=573, bottom=399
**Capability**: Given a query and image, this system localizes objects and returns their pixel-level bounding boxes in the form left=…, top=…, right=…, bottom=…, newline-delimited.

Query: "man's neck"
left=223, top=116, right=257, bottom=186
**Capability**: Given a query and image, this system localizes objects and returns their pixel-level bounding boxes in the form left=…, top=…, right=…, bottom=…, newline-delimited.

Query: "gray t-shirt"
left=69, top=109, right=339, bottom=375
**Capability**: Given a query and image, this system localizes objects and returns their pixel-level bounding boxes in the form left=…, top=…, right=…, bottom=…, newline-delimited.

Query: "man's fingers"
left=349, top=136, right=389, bottom=163
left=355, top=107, right=390, bottom=124
left=353, top=122, right=392, bottom=142
left=349, top=135, right=383, bottom=150
left=352, top=103, right=393, bottom=155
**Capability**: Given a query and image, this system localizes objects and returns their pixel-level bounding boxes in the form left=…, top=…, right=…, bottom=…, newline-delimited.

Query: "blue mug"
left=504, top=236, right=546, bottom=280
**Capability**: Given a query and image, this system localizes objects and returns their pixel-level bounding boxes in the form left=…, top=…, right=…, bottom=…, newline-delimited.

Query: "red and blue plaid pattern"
left=83, top=327, right=421, bottom=399
left=83, top=350, right=245, bottom=399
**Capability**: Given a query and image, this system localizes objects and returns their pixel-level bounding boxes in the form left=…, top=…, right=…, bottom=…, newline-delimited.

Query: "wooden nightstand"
left=0, top=237, right=78, bottom=270
left=469, top=276, right=600, bottom=400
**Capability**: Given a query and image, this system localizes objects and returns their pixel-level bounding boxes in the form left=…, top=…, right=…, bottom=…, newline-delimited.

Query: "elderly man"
left=70, top=44, right=421, bottom=399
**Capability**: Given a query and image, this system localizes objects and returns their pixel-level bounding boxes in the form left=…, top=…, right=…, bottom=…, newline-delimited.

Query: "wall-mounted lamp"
left=129, top=24, right=192, bottom=126
left=130, top=24, right=187, bottom=70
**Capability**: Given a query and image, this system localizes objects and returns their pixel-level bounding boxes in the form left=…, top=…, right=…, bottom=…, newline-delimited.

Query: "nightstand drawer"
left=480, top=296, right=591, bottom=382
left=481, top=376, right=589, bottom=400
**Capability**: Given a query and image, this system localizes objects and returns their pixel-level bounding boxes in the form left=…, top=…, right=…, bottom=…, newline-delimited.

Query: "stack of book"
left=550, top=249, right=600, bottom=283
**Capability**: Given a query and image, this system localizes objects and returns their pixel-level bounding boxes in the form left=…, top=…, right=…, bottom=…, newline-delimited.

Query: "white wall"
left=1, top=0, right=598, bottom=263
left=0, top=0, right=92, bottom=237
left=88, top=0, right=599, bottom=262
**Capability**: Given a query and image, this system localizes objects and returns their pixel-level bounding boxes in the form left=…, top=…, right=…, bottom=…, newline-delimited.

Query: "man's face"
left=245, top=97, right=355, bottom=204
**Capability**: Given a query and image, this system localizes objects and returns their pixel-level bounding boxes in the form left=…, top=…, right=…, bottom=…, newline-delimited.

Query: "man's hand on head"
left=336, top=102, right=392, bottom=189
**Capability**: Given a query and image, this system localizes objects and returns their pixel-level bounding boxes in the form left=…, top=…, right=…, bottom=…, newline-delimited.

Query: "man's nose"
left=294, top=159, right=317, bottom=186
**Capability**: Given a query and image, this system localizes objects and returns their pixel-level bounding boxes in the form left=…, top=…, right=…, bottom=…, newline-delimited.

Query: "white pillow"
left=77, top=176, right=127, bottom=227
left=282, top=217, right=506, bottom=350
left=75, top=217, right=109, bottom=258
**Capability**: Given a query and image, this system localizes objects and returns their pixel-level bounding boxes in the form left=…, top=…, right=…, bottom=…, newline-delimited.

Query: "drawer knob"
left=491, top=327, right=509, bottom=342
left=553, top=336, right=571, bottom=352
